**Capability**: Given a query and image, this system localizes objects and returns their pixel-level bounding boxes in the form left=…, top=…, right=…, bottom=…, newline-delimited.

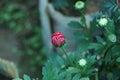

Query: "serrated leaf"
left=56, top=56, right=64, bottom=67
left=23, top=74, right=31, bottom=80
left=87, top=55, right=96, bottom=66
left=66, top=67, right=80, bottom=74
left=42, top=60, right=59, bottom=80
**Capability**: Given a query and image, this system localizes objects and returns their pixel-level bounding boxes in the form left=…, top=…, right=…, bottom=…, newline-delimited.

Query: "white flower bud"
left=78, top=59, right=87, bottom=66
left=108, top=34, right=117, bottom=42
left=75, top=1, right=85, bottom=10
left=95, top=68, right=99, bottom=72
left=98, top=18, right=108, bottom=27
left=96, top=56, right=101, bottom=60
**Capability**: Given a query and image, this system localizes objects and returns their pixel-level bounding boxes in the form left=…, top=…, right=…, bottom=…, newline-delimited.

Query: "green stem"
left=82, top=66, right=86, bottom=73
left=104, top=27, right=111, bottom=35
left=61, top=46, right=73, bottom=66
left=95, top=72, right=99, bottom=80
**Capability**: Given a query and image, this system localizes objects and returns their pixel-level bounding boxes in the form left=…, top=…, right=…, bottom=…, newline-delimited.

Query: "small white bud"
left=95, top=68, right=99, bottom=72
left=96, top=56, right=101, bottom=60
left=98, top=18, right=108, bottom=27
left=78, top=59, right=87, bottom=66
left=75, top=1, right=85, bottom=10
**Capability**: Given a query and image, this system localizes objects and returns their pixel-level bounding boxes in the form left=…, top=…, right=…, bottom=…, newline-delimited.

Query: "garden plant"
left=14, top=0, right=120, bottom=80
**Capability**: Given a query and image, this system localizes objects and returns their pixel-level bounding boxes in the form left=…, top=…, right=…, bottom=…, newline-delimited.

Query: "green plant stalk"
left=82, top=65, right=86, bottom=74
left=95, top=72, right=99, bottom=80
left=61, top=46, right=73, bottom=66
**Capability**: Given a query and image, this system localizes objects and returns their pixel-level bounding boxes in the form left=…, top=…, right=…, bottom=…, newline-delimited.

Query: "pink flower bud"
left=51, top=32, right=65, bottom=47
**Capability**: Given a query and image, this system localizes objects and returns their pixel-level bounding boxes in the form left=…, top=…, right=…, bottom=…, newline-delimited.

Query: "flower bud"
left=51, top=32, right=65, bottom=47
left=108, top=34, right=117, bottom=42
left=95, top=68, right=99, bottom=72
left=78, top=59, right=87, bottom=67
left=98, top=17, right=108, bottom=27
left=75, top=1, right=85, bottom=10
left=96, top=55, right=101, bottom=60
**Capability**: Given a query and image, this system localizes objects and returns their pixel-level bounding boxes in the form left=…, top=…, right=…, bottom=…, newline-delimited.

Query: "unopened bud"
left=108, top=34, right=117, bottom=43
left=75, top=1, right=85, bottom=10
left=98, top=17, right=108, bottom=27
left=78, top=59, right=87, bottom=66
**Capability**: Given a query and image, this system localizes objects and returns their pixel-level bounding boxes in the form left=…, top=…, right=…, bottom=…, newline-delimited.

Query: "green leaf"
left=111, top=45, right=120, bottom=56
left=57, top=71, right=67, bottom=80
left=116, top=57, right=120, bottom=63
left=88, top=43, right=103, bottom=50
left=80, top=77, right=89, bottom=80
left=74, top=31, right=88, bottom=41
left=23, top=74, right=31, bottom=80
left=114, top=6, right=119, bottom=12
left=105, top=52, right=112, bottom=64
left=56, top=56, right=64, bottom=68
left=87, top=55, right=96, bottom=66
left=96, top=36, right=106, bottom=45
left=66, top=67, right=80, bottom=74
left=65, top=74, right=72, bottom=80
left=107, top=72, right=113, bottom=80
left=72, top=74, right=81, bottom=80
left=106, top=19, right=115, bottom=33
left=42, top=60, right=59, bottom=80
left=108, top=34, right=117, bottom=43
left=77, top=41, right=90, bottom=53
left=68, top=21, right=83, bottom=28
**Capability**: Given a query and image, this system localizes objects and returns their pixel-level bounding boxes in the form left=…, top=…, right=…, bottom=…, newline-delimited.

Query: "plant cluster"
left=42, top=0, right=120, bottom=80
left=10, top=0, right=120, bottom=80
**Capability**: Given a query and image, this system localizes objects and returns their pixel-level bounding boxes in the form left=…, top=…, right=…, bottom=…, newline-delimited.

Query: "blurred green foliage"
left=0, top=0, right=46, bottom=79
